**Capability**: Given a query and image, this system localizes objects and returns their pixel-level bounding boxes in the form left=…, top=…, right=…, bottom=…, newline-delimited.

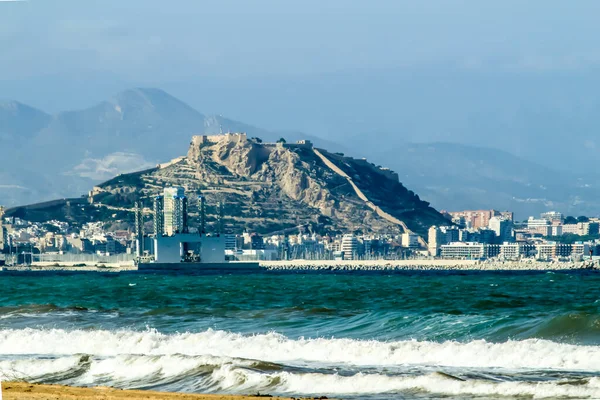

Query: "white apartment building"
left=341, top=234, right=359, bottom=260
left=440, top=242, right=499, bottom=260
left=499, top=243, right=535, bottom=260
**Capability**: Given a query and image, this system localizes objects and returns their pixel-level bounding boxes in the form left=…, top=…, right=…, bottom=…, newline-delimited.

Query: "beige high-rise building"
left=428, top=226, right=443, bottom=256
left=163, top=187, right=187, bottom=236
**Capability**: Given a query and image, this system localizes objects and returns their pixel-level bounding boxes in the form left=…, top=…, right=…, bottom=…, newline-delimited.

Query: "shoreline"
left=1, top=382, right=307, bottom=400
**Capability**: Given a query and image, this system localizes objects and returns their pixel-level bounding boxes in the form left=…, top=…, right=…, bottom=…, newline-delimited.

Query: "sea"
left=2, top=270, right=600, bottom=399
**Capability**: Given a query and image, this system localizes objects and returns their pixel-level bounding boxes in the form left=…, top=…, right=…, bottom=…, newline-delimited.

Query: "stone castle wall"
left=191, top=133, right=248, bottom=147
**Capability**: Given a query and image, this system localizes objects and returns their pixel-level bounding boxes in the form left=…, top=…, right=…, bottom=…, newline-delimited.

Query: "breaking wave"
left=2, top=353, right=600, bottom=398
left=3, top=327, right=600, bottom=371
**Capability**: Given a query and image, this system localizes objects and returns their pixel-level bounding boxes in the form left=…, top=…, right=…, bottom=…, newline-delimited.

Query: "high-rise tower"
left=134, top=201, right=144, bottom=257
left=153, top=196, right=164, bottom=236
left=163, top=187, right=186, bottom=235
left=198, top=195, right=206, bottom=235
left=0, top=205, right=5, bottom=251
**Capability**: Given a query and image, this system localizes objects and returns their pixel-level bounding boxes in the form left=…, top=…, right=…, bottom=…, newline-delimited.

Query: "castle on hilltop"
left=191, top=132, right=313, bottom=149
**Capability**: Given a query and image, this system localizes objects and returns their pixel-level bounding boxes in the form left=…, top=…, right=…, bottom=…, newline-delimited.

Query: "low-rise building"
left=572, top=242, right=591, bottom=256
left=440, top=242, right=499, bottom=260
left=499, top=242, right=536, bottom=260
left=535, top=242, right=572, bottom=260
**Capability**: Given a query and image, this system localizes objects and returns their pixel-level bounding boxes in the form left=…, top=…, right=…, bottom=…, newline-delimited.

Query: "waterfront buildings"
left=440, top=242, right=500, bottom=260
left=536, top=243, right=572, bottom=260
left=499, top=243, right=535, bottom=260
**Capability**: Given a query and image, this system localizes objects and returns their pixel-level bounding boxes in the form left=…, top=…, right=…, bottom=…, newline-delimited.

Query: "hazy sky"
left=2, top=0, right=600, bottom=173
left=2, top=0, right=600, bottom=82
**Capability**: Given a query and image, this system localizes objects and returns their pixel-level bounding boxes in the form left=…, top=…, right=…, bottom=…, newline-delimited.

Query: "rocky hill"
left=7, top=134, right=448, bottom=236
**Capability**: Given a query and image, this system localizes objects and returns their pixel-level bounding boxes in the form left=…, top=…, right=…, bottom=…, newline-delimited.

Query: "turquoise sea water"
left=2, top=270, right=600, bottom=399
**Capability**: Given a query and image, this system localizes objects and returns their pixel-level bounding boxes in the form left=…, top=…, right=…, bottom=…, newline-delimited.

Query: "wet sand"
left=1, top=382, right=315, bottom=400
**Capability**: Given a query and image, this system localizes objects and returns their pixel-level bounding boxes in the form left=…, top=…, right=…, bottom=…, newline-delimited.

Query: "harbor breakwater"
left=259, top=259, right=600, bottom=271
left=3, top=259, right=599, bottom=272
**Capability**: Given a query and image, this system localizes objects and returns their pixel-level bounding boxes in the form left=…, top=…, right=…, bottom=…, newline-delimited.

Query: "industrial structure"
left=135, top=186, right=247, bottom=270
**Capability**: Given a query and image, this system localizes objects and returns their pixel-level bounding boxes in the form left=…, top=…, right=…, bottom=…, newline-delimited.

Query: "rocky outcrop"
left=70, top=134, right=449, bottom=236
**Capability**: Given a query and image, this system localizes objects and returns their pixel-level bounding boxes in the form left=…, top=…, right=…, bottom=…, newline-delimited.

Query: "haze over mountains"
left=1, top=87, right=599, bottom=219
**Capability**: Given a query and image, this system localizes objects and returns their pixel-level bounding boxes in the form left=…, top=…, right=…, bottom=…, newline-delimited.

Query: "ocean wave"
left=2, top=354, right=600, bottom=398
left=0, top=304, right=104, bottom=320
left=3, top=328, right=600, bottom=371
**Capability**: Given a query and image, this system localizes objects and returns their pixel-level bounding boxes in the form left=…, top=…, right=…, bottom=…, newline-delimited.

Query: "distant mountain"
left=33, top=88, right=206, bottom=163
left=2, top=87, right=600, bottom=219
left=0, top=89, right=342, bottom=207
left=374, top=142, right=600, bottom=218
left=0, top=101, right=51, bottom=141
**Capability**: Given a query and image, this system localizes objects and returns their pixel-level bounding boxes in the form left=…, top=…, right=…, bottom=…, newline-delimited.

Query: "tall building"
left=428, top=226, right=445, bottom=256
left=198, top=195, right=206, bottom=234
left=153, top=196, right=164, bottom=236
left=163, top=187, right=187, bottom=236
left=488, top=217, right=513, bottom=243
left=134, top=201, right=144, bottom=257
left=0, top=205, right=5, bottom=251
left=341, top=234, right=359, bottom=260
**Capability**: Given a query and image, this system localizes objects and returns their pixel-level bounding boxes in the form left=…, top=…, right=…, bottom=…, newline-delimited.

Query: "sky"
left=2, top=0, right=600, bottom=82
left=3, top=0, right=600, bottom=214
left=2, top=0, right=600, bottom=172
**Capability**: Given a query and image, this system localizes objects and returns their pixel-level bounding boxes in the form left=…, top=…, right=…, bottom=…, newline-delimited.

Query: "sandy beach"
left=1, top=382, right=309, bottom=400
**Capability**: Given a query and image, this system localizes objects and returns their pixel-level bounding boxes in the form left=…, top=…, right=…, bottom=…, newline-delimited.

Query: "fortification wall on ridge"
left=190, top=133, right=248, bottom=147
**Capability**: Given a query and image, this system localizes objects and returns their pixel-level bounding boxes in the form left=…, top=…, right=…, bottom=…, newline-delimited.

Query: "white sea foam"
left=220, top=369, right=600, bottom=398
left=2, top=327, right=600, bottom=371
left=2, top=354, right=600, bottom=398
left=0, top=356, right=82, bottom=381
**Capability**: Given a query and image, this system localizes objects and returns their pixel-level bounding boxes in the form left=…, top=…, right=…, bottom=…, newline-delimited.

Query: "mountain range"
left=0, top=88, right=336, bottom=208
left=1, top=88, right=599, bottom=219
